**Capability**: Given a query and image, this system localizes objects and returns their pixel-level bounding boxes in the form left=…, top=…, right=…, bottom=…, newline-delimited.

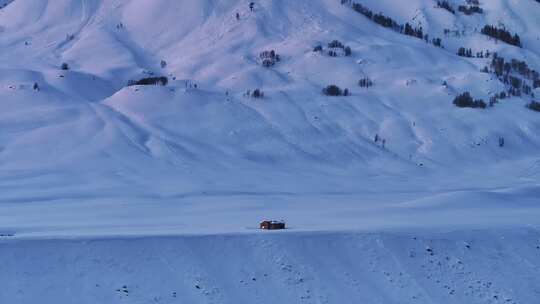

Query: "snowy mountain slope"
left=0, top=0, right=538, bottom=205
left=0, top=0, right=540, bottom=302
left=0, top=0, right=538, bottom=233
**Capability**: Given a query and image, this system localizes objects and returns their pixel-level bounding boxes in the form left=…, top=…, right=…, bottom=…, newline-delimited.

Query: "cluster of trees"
left=325, top=40, right=352, bottom=57
left=344, top=1, right=400, bottom=30
left=374, top=134, right=387, bottom=149
left=259, top=50, right=280, bottom=67
left=443, top=28, right=468, bottom=38
left=328, top=40, right=344, bottom=48
left=487, top=54, right=539, bottom=97
left=437, top=0, right=483, bottom=15
left=343, top=1, right=444, bottom=48
left=347, top=1, right=399, bottom=30
left=403, top=23, right=424, bottom=39
left=436, top=1, right=455, bottom=14
left=490, top=55, right=539, bottom=82
left=499, top=74, right=530, bottom=97
left=458, top=5, right=483, bottom=15
left=358, top=77, right=373, bottom=88
left=527, top=101, right=540, bottom=112
left=127, top=76, right=168, bottom=86
left=453, top=92, right=487, bottom=109
left=323, top=85, right=349, bottom=96
left=61, top=62, right=69, bottom=70
left=246, top=89, right=264, bottom=98
left=481, top=25, right=522, bottom=47
left=457, top=48, right=490, bottom=58
left=372, top=12, right=400, bottom=30
left=457, top=47, right=473, bottom=58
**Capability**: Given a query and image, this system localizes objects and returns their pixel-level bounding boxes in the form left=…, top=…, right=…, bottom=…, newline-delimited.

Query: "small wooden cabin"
left=260, top=220, right=285, bottom=230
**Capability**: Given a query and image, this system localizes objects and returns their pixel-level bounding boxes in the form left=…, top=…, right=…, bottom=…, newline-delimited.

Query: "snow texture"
left=0, top=0, right=539, bottom=302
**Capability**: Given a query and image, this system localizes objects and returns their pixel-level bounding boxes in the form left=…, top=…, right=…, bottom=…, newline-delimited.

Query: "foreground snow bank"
left=2, top=229, right=539, bottom=303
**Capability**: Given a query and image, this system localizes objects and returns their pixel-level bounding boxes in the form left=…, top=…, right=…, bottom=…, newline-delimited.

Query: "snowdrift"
left=2, top=229, right=540, bottom=304
left=1, top=0, right=540, bottom=302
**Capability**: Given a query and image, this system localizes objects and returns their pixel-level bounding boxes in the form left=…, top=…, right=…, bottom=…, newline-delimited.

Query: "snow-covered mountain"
left=0, top=0, right=539, bottom=303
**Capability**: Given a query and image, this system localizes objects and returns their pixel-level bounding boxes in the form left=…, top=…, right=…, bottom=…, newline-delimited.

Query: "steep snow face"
left=0, top=0, right=539, bottom=233
left=1, top=1, right=540, bottom=303
left=2, top=229, right=540, bottom=304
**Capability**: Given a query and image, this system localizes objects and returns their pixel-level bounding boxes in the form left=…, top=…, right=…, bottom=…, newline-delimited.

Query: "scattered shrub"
left=457, top=48, right=490, bottom=58
left=323, top=85, right=348, bottom=96
left=249, top=88, right=264, bottom=98
left=61, top=62, right=69, bottom=70
left=252, top=89, right=263, bottom=98
left=344, top=46, right=352, bottom=56
left=160, top=60, right=167, bottom=68
left=259, top=50, right=280, bottom=67
left=458, top=4, right=483, bottom=15
left=325, top=40, right=352, bottom=57
left=489, top=91, right=508, bottom=107
left=527, top=101, right=540, bottom=112
left=127, top=76, right=168, bottom=86
left=358, top=77, right=373, bottom=88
